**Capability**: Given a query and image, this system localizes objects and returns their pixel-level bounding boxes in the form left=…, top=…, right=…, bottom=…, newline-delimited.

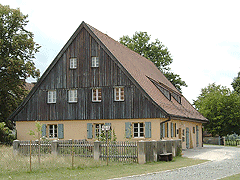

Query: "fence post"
left=151, top=140, right=157, bottom=162
left=13, top=140, right=20, bottom=156
left=170, top=140, right=176, bottom=157
left=138, top=141, right=146, bottom=164
left=94, top=141, right=101, bottom=161
left=52, top=140, right=59, bottom=156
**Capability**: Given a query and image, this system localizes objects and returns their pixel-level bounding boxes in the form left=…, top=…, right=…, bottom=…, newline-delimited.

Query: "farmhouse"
left=9, top=21, right=208, bottom=149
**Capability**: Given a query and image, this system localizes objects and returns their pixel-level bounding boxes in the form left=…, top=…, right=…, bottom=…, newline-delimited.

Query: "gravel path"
left=113, top=145, right=240, bottom=180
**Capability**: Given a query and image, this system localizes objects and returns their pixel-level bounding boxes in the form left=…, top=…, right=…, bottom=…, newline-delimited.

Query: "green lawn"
left=0, top=146, right=207, bottom=180
left=221, top=173, right=240, bottom=180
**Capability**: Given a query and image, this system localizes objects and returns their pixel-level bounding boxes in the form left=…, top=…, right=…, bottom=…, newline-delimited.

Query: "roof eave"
left=169, top=114, right=209, bottom=123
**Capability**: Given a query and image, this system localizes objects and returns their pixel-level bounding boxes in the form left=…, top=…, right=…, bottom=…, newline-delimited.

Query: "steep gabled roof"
left=9, top=21, right=207, bottom=122
left=86, top=23, right=207, bottom=122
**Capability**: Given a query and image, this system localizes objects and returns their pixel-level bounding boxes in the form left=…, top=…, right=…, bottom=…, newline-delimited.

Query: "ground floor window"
left=133, top=122, right=144, bottom=138
left=49, top=125, right=58, bottom=138
left=95, top=123, right=104, bottom=139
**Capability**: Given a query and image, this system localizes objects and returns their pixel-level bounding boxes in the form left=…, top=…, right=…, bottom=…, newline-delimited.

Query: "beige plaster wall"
left=16, top=118, right=203, bottom=149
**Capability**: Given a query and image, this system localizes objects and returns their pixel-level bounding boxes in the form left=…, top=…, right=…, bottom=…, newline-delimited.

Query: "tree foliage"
left=194, top=83, right=240, bottom=137
left=119, top=32, right=187, bottom=92
left=0, top=4, right=40, bottom=129
left=232, top=71, right=240, bottom=94
left=0, top=122, right=15, bottom=145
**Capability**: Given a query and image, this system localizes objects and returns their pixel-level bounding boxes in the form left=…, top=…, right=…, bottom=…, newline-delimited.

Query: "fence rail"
left=100, top=141, right=137, bottom=163
left=13, top=139, right=182, bottom=164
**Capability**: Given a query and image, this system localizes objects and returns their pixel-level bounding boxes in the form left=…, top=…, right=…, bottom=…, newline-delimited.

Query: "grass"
left=0, top=145, right=207, bottom=180
left=221, top=173, right=240, bottom=179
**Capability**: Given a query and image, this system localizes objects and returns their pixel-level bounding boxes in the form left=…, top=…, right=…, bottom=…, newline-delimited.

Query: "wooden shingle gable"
left=9, top=21, right=169, bottom=121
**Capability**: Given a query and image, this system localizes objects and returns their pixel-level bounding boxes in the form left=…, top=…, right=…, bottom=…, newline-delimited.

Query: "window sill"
left=133, top=137, right=145, bottom=139
left=68, top=101, right=77, bottom=103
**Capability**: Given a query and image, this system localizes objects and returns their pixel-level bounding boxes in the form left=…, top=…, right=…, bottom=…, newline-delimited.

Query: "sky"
left=2, top=0, right=240, bottom=103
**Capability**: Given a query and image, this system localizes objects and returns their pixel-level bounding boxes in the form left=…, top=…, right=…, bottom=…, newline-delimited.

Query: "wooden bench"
left=159, top=153, right=173, bottom=161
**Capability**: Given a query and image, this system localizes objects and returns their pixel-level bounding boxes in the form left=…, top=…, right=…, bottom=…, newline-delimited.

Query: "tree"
left=119, top=32, right=187, bottom=92
left=0, top=4, right=40, bottom=130
left=232, top=71, right=240, bottom=94
left=194, top=83, right=240, bottom=137
left=0, top=122, right=15, bottom=145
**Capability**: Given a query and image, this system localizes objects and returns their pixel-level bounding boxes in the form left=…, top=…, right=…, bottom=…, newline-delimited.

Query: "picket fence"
left=13, top=140, right=138, bottom=163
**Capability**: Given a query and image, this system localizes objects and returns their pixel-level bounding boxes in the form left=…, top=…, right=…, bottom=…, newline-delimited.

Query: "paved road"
left=114, top=145, right=240, bottom=180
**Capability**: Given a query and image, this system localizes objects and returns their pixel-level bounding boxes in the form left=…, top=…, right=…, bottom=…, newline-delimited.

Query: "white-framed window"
left=133, top=122, right=144, bottom=138
left=95, top=123, right=104, bottom=138
left=114, top=87, right=124, bottom=101
left=49, top=124, right=57, bottom=138
left=70, top=57, right=77, bottom=69
left=68, top=89, right=77, bottom=103
left=47, top=90, right=56, bottom=103
left=92, top=88, right=102, bottom=102
left=91, top=57, right=99, bottom=67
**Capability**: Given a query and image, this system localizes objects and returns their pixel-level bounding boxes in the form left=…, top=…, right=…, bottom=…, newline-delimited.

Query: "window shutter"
left=105, top=123, right=111, bottom=139
left=87, top=123, right=93, bottom=139
left=58, top=124, right=64, bottom=139
left=125, top=122, right=131, bottom=138
left=171, top=123, right=173, bottom=138
left=163, top=123, right=165, bottom=138
left=145, top=122, right=151, bottom=138
left=42, top=124, right=46, bottom=137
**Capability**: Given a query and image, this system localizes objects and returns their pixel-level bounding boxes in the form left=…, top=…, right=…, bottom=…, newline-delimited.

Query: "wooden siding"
left=14, top=28, right=166, bottom=121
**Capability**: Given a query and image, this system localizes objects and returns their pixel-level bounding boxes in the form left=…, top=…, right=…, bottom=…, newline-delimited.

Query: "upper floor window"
left=68, top=89, right=77, bottom=103
left=47, top=90, right=56, bottom=103
left=92, top=88, right=102, bottom=102
left=91, top=57, right=99, bottom=67
left=70, top=57, right=77, bottom=69
left=114, top=87, right=124, bottom=101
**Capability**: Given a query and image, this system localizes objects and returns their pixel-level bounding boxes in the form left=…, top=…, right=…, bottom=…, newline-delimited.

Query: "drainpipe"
left=160, top=116, right=171, bottom=139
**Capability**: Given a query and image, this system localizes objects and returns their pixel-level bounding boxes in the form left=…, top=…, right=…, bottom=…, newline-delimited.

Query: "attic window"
left=92, top=88, right=102, bottom=102
left=68, top=89, right=77, bottom=103
left=70, top=58, right=77, bottom=69
left=148, top=77, right=182, bottom=104
left=171, top=92, right=181, bottom=104
left=114, top=87, right=124, bottom=101
left=150, top=79, right=171, bottom=101
left=47, top=90, right=56, bottom=103
left=91, top=57, right=99, bottom=67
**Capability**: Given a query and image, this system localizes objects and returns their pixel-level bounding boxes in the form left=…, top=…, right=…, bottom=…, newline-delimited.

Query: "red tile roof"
left=87, top=24, right=207, bottom=122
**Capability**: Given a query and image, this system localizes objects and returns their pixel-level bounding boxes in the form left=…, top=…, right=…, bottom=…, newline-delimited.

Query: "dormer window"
left=91, top=57, right=99, bottom=67
left=70, top=58, right=77, bottom=69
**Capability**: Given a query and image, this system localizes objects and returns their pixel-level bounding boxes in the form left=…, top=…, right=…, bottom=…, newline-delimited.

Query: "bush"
left=0, top=122, right=15, bottom=145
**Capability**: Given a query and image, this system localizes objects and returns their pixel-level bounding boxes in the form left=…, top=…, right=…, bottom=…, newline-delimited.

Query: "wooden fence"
left=100, top=141, right=137, bottom=163
left=13, top=139, right=182, bottom=164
